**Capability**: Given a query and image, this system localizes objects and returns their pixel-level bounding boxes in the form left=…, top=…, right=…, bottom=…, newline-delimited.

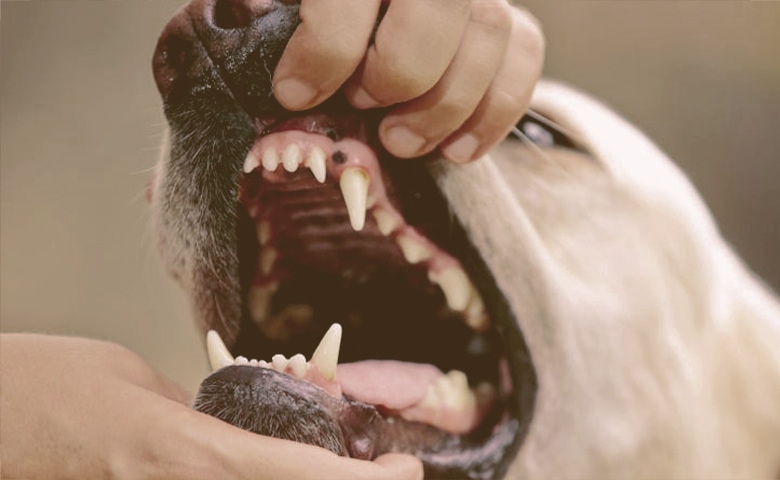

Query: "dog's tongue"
left=337, top=360, right=443, bottom=410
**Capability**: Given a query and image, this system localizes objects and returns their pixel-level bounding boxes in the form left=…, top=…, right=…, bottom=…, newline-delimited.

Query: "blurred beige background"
left=2, top=1, right=779, bottom=391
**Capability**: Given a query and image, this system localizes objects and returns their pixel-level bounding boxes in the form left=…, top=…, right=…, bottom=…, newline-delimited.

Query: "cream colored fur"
left=429, top=80, right=780, bottom=478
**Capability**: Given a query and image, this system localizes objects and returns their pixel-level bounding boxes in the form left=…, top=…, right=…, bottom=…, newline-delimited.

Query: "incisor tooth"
left=372, top=209, right=399, bottom=236
left=288, top=354, right=308, bottom=377
left=272, top=354, right=289, bottom=371
left=282, top=144, right=301, bottom=172
left=262, top=147, right=280, bottom=171
left=397, top=234, right=431, bottom=264
left=306, top=147, right=327, bottom=183
left=206, top=330, right=235, bottom=371
left=310, top=323, right=342, bottom=381
left=430, top=267, right=472, bottom=312
left=243, top=150, right=260, bottom=173
left=339, top=168, right=369, bottom=231
left=235, top=356, right=249, bottom=365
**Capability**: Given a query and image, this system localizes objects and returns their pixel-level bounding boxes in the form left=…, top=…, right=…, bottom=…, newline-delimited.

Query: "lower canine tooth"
left=306, top=147, right=327, bottom=183
left=397, top=234, right=431, bottom=264
left=206, top=330, right=235, bottom=371
left=282, top=144, right=302, bottom=172
left=339, top=168, right=369, bottom=231
left=430, top=267, right=473, bottom=312
left=310, top=323, right=342, bottom=381
left=262, top=147, right=280, bottom=171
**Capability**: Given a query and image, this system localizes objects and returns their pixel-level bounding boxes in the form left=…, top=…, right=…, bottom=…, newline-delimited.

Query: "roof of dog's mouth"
left=188, top=109, right=537, bottom=479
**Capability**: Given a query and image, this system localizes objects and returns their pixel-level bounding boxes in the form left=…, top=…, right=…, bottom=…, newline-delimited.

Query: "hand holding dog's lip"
left=272, top=0, right=544, bottom=163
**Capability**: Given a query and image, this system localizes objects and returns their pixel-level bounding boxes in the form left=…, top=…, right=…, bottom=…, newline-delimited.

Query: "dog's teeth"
left=272, top=354, right=289, bottom=371
left=256, top=220, right=271, bottom=245
left=262, top=147, right=280, bottom=171
left=243, top=150, right=260, bottom=173
left=310, top=323, right=342, bottom=381
left=288, top=354, right=308, bottom=378
left=465, top=294, right=489, bottom=331
left=247, top=282, right=278, bottom=325
left=258, top=360, right=270, bottom=368
left=249, top=359, right=259, bottom=366
left=339, top=168, right=369, bottom=231
left=206, top=330, right=235, bottom=371
left=306, top=147, right=327, bottom=183
left=397, top=234, right=431, bottom=264
left=282, top=144, right=302, bottom=172
left=235, top=356, right=249, bottom=365
left=259, top=248, right=277, bottom=275
left=372, top=209, right=399, bottom=236
left=430, top=267, right=472, bottom=312
left=426, top=370, right=476, bottom=410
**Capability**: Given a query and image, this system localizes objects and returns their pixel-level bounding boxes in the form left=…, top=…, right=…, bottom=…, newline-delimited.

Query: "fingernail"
left=274, top=78, right=317, bottom=110
left=385, top=126, right=426, bottom=158
left=442, top=134, right=480, bottom=163
left=351, top=87, right=380, bottom=109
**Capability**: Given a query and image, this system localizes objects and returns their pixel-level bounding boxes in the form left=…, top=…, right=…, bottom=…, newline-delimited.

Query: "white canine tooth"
left=310, top=323, right=342, bottom=381
left=372, top=209, right=399, bottom=236
left=243, top=150, right=260, bottom=173
left=256, top=220, right=271, bottom=245
left=272, top=354, right=289, bottom=371
left=339, top=168, right=369, bottom=231
left=282, top=144, right=302, bottom=172
left=262, top=147, right=280, bottom=171
left=259, top=248, right=278, bottom=275
left=206, top=330, right=235, bottom=371
left=430, top=267, right=472, bottom=312
left=397, top=234, right=431, bottom=264
left=288, top=354, right=308, bottom=378
left=235, top=356, right=249, bottom=365
left=306, top=147, right=327, bottom=183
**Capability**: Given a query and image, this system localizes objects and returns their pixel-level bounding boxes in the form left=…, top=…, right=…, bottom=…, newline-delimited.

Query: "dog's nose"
left=153, top=0, right=300, bottom=115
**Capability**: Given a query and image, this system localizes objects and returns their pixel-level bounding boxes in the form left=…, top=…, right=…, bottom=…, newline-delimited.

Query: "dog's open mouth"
left=152, top=1, right=537, bottom=478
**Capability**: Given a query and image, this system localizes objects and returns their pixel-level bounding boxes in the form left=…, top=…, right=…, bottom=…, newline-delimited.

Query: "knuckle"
left=510, top=7, right=546, bottom=58
left=470, top=0, right=514, bottom=35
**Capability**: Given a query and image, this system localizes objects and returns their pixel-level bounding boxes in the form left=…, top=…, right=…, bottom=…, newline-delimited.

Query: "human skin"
left=0, top=0, right=544, bottom=478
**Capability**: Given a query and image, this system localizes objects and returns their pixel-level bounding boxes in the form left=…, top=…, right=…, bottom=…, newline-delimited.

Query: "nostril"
left=213, top=0, right=273, bottom=30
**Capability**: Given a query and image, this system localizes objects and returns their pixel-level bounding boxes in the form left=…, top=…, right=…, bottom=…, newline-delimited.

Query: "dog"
left=149, top=0, right=780, bottom=478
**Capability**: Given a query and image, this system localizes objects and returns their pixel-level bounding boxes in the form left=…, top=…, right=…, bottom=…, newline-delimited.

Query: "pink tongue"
left=336, top=360, right=444, bottom=410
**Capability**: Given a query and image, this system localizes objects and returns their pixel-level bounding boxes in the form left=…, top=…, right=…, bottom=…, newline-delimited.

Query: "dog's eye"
left=511, top=114, right=578, bottom=150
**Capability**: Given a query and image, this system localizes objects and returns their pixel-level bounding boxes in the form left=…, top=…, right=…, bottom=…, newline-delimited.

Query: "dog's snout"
left=212, top=0, right=274, bottom=30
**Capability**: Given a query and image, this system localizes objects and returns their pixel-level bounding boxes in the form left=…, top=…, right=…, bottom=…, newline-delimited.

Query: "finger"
left=345, top=0, right=471, bottom=109
left=273, top=0, right=381, bottom=110
left=441, top=6, right=545, bottom=163
left=377, top=0, right=513, bottom=158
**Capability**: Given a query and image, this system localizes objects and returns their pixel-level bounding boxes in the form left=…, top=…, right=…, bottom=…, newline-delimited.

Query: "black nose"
left=152, top=0, right=300, bottom=116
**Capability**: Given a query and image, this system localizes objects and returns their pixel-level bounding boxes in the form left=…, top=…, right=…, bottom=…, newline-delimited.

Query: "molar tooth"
left=288, top=354, right=308, bottom=378
left=243, top=150, right=260, bottom=173
left=306, top=147, right=327, bottom=183
left=247, top=282, right=278, bottom=325
left=465, top=294, right=489, bottom=331
left=272, top=354, right=289, bottom=371
left=282, top=144, right=302, bottom=172
left=372, top=209, right=399, bottom=236
left=262, top=147, right=280, bottom=171
left=259, top=248, right=278, bottom=275
left=310, top=323, right=342, bottom=381
left=397, top=234, right=431, bottom=264
left=206, top=330, right=235, bottom=371
left=430, top=267, right=472, bottom=312
left=339, top=168, right=369, bottom=231
left=235, top=356, right=249, bottom=365
left=256, top=220, right=271, bottom=245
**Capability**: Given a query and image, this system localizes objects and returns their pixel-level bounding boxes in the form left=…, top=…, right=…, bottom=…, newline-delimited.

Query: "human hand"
left=0, top=334, right=422, bottom=480
left=272, top=0, right=544, bottom=163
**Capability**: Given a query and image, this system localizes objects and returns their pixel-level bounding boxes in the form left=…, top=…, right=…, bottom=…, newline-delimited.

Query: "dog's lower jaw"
left=432, top=80, right=780, bottom=478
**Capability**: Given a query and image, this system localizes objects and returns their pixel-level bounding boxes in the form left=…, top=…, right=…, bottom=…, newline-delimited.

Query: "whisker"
left=513, top=127, right=572, bottom=175
left=525, top=108, right=583, bottom=143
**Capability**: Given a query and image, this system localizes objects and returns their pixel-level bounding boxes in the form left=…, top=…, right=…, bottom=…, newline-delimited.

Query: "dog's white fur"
left=429, top=80, right=780, bottom=478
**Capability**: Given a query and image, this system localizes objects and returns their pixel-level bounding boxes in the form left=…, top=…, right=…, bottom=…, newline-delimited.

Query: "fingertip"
left=373, top=453, right=424, bottom=480
left=273, top=77, right=320, bottom=111
left=441, top=133, right=481, bottom=164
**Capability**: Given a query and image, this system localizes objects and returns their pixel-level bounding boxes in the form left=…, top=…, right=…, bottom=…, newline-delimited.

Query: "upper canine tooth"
left=397, top=234, right=431, bottom=264
left=430, top=267, right=472, bottom=312
left=339, top=168, right=369, bottom=231
left=282, top=144, right=302, bottom=172
left=306, top=147, right=327, bottom=183
left=243, top=150, right=260, bottom=173
left=262, top=147, right=280, bottom=171
left=206, top=330, right=235, bottom=371
left=310, top=323, right=342, bottom=381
